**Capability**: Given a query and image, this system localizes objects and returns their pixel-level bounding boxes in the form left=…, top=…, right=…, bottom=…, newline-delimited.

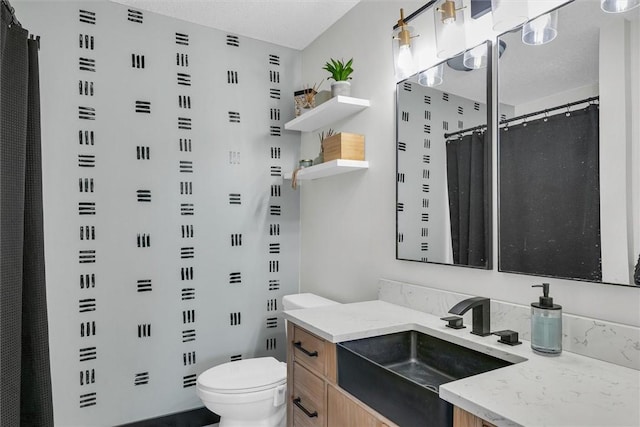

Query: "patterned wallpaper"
left=396, top=81, right=486, bottom=263
left=19, top=2, right=301, bottom=425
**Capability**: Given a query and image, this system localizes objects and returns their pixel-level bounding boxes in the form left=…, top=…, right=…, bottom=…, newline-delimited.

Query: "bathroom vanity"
left=284, top=300, right=640, bottom=427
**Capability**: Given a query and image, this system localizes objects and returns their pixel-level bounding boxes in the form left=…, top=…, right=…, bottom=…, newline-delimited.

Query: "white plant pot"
left=331, top=81, right=351, bottom=97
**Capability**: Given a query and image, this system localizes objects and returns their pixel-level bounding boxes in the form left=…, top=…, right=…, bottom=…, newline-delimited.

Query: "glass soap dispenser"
left=531, top=283, right=562, bottom=355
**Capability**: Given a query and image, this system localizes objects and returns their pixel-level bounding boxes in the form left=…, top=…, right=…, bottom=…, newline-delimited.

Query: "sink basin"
left=337, top=330, right=513, bottom=427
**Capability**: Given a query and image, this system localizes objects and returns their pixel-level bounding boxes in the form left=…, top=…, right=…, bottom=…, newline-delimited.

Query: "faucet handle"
left=492, top=330, right=522, bottom=346
left=441, top=316, right=465, bottom=330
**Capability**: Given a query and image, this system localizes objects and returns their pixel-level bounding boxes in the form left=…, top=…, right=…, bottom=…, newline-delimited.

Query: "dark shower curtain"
left=499, top=105, right=601, bottom=281
left=0, top=5, right=54, bottom=426
left=446, top=131, right=487, bottom=267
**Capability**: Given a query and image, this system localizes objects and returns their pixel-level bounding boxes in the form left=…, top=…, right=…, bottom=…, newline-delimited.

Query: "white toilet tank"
left=282, top=293, right=338, bottom=310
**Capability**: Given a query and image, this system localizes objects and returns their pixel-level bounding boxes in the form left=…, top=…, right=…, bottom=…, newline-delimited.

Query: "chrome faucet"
left=448, top=297, right=491, bottom=337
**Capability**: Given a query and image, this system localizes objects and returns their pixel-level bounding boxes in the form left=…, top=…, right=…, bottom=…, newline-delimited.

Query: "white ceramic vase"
left=331, top=81, right=351, bottom=97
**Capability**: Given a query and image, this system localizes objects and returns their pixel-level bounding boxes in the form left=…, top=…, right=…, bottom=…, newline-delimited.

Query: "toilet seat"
left=197, top=357, right=286, bottom=394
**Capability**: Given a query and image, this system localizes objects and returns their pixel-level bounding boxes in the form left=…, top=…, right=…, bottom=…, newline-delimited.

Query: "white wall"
left=299, top=1, right=640, bottom=327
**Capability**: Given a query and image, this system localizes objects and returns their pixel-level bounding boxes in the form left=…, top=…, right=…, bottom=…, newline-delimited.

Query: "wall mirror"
left=396, top=40, right=492, bottom=269
left=497, top=0, right=640, bottom=286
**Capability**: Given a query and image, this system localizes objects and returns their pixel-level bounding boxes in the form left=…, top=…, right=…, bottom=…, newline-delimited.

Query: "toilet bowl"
left=197, top=357, right=287, bottom=427
left=196, top=293, right=339, bottom=427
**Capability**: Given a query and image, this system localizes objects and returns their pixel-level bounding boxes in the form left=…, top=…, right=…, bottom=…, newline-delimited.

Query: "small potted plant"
left=323, top=58, right=353, bottom=97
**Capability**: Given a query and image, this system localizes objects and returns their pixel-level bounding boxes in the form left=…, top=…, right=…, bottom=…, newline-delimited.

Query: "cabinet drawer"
left=293, top=326, right=325, bottom=375
left=292, top=362, right=324, bottom=427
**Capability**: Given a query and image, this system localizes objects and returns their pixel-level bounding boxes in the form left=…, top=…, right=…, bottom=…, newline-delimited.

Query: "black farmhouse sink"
left=337, top=330, right=513, bottom=427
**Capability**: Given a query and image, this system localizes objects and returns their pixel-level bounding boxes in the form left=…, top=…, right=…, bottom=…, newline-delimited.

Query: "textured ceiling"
left=109, top=0, right=362, bottom=50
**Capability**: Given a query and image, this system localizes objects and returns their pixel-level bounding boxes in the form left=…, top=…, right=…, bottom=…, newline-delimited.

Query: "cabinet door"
left=327, top=384, right=387, bottom=427
left=453, top=406, right=496, bottom=427
left=292, top=362, right=324, bottom=427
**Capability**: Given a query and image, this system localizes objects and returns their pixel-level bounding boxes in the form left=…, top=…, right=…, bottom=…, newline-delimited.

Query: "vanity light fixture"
left=522, top=11, right=558, bottom=45
left=434, top=0, right=467, bottom=59
left=418, top=63, right=444, bottom=87
left=437, top=0, right=466, bottom=23
left=392, top=8, right=418, bottom=81
left=463, top=44, right=488, bottom=69
left=600, top=0, right=640, bottom=12
left=491, top=0, right=530, bottom=31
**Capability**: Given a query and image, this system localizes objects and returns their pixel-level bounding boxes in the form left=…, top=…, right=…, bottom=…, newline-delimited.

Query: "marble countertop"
left=283, top=300, right=640, bottom=427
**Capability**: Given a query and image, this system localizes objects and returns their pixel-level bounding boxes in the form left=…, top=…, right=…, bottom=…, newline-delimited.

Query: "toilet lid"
left=197, top=357, right=286, bottom=394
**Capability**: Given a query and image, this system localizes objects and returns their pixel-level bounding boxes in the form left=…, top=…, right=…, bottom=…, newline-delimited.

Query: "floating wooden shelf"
left=284, top=159, right=369, bottom=181
left=284, top=96, right=370, bottom=132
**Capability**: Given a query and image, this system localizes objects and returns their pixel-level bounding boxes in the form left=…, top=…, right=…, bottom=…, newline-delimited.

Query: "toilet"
left=196, top=293, right=338, bottom=427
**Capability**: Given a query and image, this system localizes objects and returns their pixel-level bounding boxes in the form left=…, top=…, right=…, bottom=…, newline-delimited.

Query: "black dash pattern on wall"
left=79, top=34, right=95, bottom=50
left=79, top=106, right=96, bottom=120
left=178, top=117, right=192, bottom=129
left=79, top=298, right=96, bottom=313
left=137, top=190, right=151, bottom=202
left=230, top=354, right=242, bottom=362
left=138, top=324, right=151, bottom=338
left=183, top=351, right=196, bottom=366
left=269, top=205, right=281, bottom=216
left=269, top=260, right=279, bottom=273
left=79, top=392, right=96, bottom=408
left=269, top=224, right=280, bottom=236
left=80, top=274, right=95, bottom=289
left=229, top=272, right=241, bottom=284
left=269, top=88, right=280, bottom=99
left=230, top=312, right=241, bottom=326
left=179, top=95, right=191, bottom=109
left=135, top=101, right=151, bottom=114
left=181, top=224, right=194, bottom=238
left=79, top=57, right=96, bottom=72
left=179, top=138, right=192, bottom=152
left=269, top=70, right=280, bottom=83
left=269, top=54, right=280, bottom=66
left=226, top=35, right=239, bottom=47
left=180, top=181, right=193, bottom=195
left=183, top=309, right=195, bottom=324
left=268, top=279, right=280, bottom=291
left=270, top=166, right=281, bottom=177
left=78, top=202, right=96, bottom=215
left=230, top=234, right=242, bottom=247
left=180, top=161, right=193, bottom=173
left=137, top=279, right=152, bottom=292
left=136, top=146, right=150, bottom=160
left=182, top=329, right=196, bottom=342
left=181, top=288, right=195, bottom=300
left=131, top=54, right=145, bottom=69
left=227, top=71, right=238, bottom=84
left=266, top=337, right=277, bottom=351
left=134, top=372, right=149, bottom=386
left=266, top=317, right=278, bottom=329
left=270, top=126, right=281, bottom=136
left=127, top=9, right=143, bottom=23
left=80, top=225, right=95, bottom=240
left=137, top=233, right=151, bottom=248
left=271, top=184, right=281, bottom=197
left=176, top=32, right=189, bottom=46
left=177, top=53, right=189, bottom=67
left=270, top=108, right=280, bottom=121
left=183, top=374, right=196, bottom=388
left=79, top=130, right=94, bottom=145
left=181, top=266, right=194, bottom=280
left=228, top=111, right=240, bottom=123
left=78, top=178, right=94, bottom=193
left=177, top=73, right=191, bottom=86
left=403, top=82, right=412, bottom=92
left=78, top=80, right=94, bottom=96
left=229, top=193, right=241, bottom=205
left=79, top=347, right=96, bottom=362
left=180, top=247, right=194, bottom=259
left=79, top=9, right=96, bottom=25
left=267, top=299, right=277, bottom=311
left=270, top=147, right=281, bottom=159
left=78, top=154, right=96, bottom=168
left=78, top=250, right=96, bottom=264
left=80, top=368, right=95, bottom=385
left=269, top=243, right=280, bottom=254
left=80, top=321, right=96, bottom=337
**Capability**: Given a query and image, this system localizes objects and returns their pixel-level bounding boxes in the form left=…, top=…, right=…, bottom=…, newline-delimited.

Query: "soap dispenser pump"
left=530, top=283, right=562, bottom=355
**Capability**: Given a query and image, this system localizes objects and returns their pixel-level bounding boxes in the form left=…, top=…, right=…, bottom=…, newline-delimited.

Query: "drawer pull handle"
left=293, top=397, right=318, bottom=418
left=293, top=341, right=318, bottom=357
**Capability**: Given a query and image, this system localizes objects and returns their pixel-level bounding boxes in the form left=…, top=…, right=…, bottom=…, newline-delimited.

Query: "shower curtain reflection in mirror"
left=446, top=131, right=488, bottom=267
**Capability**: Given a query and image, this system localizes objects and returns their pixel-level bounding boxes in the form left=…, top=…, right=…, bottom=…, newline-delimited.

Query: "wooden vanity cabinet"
left=453, top=406, right=497, bottom=427
left=287, top=323, right=396, bottom=427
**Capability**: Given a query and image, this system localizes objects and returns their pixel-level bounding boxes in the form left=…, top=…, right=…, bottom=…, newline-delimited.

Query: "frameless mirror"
left=396, top=41, right=492, bottom=269
left=497, top=1, right=640, bottom=286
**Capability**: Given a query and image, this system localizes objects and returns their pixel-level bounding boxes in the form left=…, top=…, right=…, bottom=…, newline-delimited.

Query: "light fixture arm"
left=395, top=8, right=419, bottom=47
left=437, top=0, right=466, bottom=23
